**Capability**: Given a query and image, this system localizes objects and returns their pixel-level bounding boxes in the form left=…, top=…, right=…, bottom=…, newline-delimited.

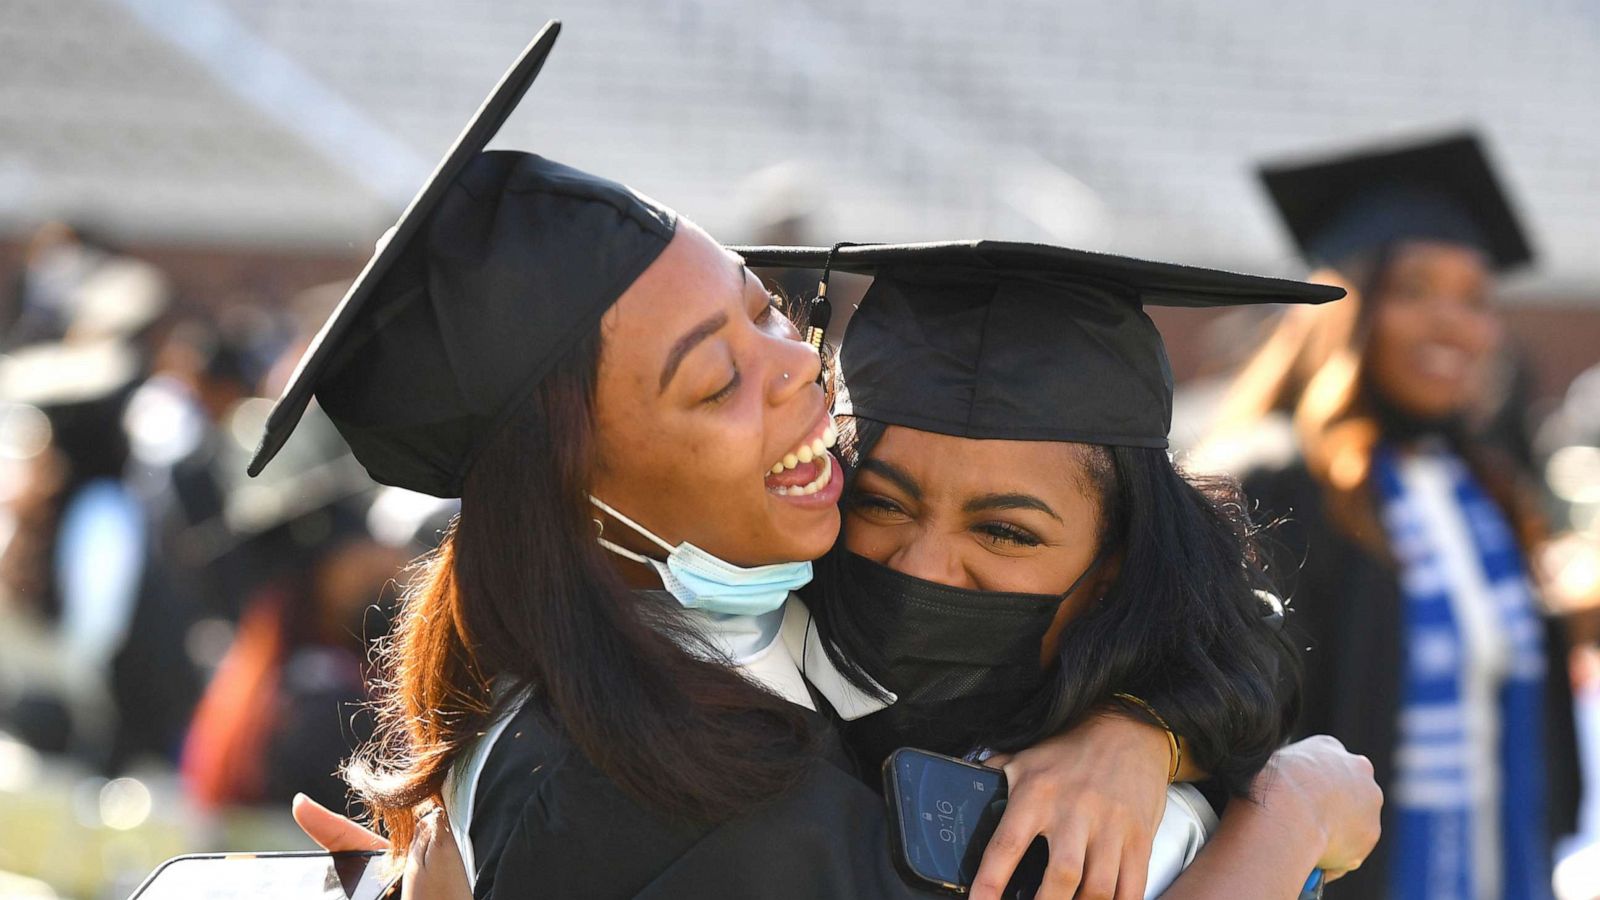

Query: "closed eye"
left=974, top=522, right=1043, bottom=548
left=848, top=492, right=909, bottom=520
left=703, top=369, right=741, bottom=406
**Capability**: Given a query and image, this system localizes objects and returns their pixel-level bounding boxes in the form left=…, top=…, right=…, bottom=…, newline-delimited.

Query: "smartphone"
left=883, top=747, right=1044, bottom=896
left=127, top=850, right=401, bottom=900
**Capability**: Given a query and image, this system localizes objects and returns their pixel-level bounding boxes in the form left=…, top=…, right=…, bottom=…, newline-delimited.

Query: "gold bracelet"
left=1112, top=692, right=1181, bottom=784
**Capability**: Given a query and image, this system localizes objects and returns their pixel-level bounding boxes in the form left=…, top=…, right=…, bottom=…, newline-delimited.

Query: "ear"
left=1037, top=550, right=1123, bottom=667
left=1084, top=548, right=1122, bottom=601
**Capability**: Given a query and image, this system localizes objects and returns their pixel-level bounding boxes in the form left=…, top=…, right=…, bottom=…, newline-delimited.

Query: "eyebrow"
left=859, top=459, right=923, bottom=502
left=658, top=310, right=730, bottom=394
left=963, top=492, right=1062, bottom=522
left=657, top=260, right=755, bottom=394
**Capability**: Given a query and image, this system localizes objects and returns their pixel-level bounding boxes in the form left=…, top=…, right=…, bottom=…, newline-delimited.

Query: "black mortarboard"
left=1259, top=131, right=1533, bottom=271
left=247, top=21, right=678, bottom=497
left=732, top=241, right=1344, bottom=448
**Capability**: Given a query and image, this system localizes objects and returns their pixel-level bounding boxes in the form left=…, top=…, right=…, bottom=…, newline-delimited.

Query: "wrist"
left=1251, top=762, right=1332, bottom=859
left=1095, top=703, right=1177, bottom=783
left=1110, top=693, right=1181, bottom=783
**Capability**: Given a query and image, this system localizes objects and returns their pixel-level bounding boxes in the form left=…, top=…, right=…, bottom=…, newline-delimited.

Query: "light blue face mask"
left=589, top=496, right=813, bottom=617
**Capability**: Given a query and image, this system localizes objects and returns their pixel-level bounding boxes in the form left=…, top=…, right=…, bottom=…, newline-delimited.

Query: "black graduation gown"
left=1240, top=457, right=1581, bottom=900
left=465, top=697, right=933, bottom=899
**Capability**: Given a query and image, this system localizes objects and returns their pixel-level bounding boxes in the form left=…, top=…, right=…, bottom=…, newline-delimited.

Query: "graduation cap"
left=247, top=21, right=678, bottom=498
left=0, top=338, right=141, bottom=474
left=64, top=257, right=173, bottom=344
left=1259, top=131, right=1533, bottom=271
left=731, top=241, right=1345, bottom=448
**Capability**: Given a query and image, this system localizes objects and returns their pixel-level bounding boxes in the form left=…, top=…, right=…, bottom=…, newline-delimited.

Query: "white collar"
left=683, top=595, right=894, bottom=721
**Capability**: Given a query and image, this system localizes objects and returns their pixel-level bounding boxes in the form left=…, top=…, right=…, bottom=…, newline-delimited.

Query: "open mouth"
left=763, top=417, right=839, bottom=497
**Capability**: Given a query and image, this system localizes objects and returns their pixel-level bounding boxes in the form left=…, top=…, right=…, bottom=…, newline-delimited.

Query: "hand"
left=971, top=711, right=1173, bottom=900
left=292, top=793, right=388, bottom=852
left=292, top=794, right=474, bottom=899
left=1158, top=737, right=1381, bottom=899
left=403, top=807, right=473, bottom=900
left=1253, top=735, right=1382, bottom=881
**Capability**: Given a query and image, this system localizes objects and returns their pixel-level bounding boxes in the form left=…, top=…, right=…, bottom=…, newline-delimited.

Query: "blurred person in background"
left=1204, top=132, right=1580, bottom=899
left=123, top=314, right=276, bottom=623
left=1, top=221, right=110, bottom=349
left=181, top=404, right=408, bottom=813
left=0, top=338, right=201, bottom=773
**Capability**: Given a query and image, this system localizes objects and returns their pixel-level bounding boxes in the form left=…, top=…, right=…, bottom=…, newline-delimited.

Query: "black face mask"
left=836, top=551, right=1102, bottom=763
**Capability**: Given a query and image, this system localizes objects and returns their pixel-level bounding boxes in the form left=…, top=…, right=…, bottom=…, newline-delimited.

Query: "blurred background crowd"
left=0, top=1, right=1597, bottom=898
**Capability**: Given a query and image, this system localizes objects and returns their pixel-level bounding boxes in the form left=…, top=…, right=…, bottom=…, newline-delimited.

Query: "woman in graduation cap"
left=739, top=241, right=1382, bottom=899
left=265, top=22, right=1381, bottom=900
left=1204, top=132, right=1580, bottom=900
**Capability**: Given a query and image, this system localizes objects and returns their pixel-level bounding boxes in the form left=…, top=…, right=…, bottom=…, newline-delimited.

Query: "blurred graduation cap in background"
left=0, top=339, right=141, bottom=474
left=1258, top=130, right=1534, bottom=271
left=732, top=240, right=1345, bottom=449
left=64, top=257, right=173, bottom=345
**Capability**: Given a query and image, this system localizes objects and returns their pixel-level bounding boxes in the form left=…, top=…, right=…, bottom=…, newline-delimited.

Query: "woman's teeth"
left=768, top=423, right=838, bottom=476
left=771, top=454, right=833, bottom=496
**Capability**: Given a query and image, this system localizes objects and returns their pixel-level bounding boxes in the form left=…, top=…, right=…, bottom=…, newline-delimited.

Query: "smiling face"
left=841, top=424, right=1113, bottom=662
left=1363, top=240, right=1501, bottom=421
left=589, top=219, right=842, bottom=571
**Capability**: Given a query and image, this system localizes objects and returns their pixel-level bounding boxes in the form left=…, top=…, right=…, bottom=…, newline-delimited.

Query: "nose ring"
left=782, top=371, right=791, bottom=381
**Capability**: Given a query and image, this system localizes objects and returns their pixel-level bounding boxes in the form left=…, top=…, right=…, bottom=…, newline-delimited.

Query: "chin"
left=773, top=508, right=842, bottom=562
left=1411, top=393, right=1468, bottom=420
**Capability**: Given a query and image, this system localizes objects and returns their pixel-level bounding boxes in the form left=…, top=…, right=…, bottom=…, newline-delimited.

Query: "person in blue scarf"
left=1206, top=131, right=1582, bottom=899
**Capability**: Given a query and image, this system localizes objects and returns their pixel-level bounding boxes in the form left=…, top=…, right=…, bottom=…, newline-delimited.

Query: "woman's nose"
left=887, top=536, right=971, bottom=590
left=766, top=335, right=823, bottom=404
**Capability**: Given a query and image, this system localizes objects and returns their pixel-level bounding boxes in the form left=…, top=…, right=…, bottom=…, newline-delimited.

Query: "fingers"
left=1111, top=835, right=1151, bottom=900
left=970, top=808, right=1039, bottom=900
left=292, top=793, right=390, bottom=853
left=1032, top=827, right=1086, bottom=900
left=404, top=808, right=473, bottom=900
left=1073, top=839, right=1121, bottom=900
left=982, top=752, right=1014, bottom=770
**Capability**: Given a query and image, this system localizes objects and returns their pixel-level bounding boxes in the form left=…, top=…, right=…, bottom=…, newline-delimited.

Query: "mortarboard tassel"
left=806, top=241, right=856, bottom=359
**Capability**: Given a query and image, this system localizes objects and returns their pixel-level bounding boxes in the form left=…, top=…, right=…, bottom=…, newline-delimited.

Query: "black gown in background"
left=1241, top=457, right=1580, bottom=899
left=465, top=696, right=932, bottom=899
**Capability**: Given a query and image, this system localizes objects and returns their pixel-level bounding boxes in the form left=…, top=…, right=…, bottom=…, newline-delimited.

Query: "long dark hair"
left=347, top=329, right=818, bottom=851
left=811, top=416, right=1301, bottom=798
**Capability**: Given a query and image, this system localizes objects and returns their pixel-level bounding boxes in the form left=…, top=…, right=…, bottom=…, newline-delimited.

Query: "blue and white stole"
left=1375, top=446, right=1549, bottom=900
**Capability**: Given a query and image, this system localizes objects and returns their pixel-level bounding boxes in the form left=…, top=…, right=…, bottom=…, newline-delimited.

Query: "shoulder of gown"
left=468, top=699, right=932, bottom=899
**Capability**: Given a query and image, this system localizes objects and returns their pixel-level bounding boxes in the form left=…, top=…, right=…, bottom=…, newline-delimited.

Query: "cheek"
left=841, top=514, right=898, bottom=562
left=1371, top=305, right=1420, bottom=354
left=970, top=553, right=1085, bottom=595
left=1463, top=313, right=1502, bottom=356
left=1368, top=308, right=1422, bottom=379
left=687, top=411, right=769, bottom=486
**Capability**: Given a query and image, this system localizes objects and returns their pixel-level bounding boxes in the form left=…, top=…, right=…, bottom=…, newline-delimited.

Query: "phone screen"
left=891, top=749, right=1007, bottom=888
left=130, top=851, right=399, bottom=900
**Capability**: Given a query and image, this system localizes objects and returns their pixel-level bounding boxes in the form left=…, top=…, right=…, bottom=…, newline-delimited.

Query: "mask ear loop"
left=1060, top=543, right=1112, bottom=602
left=588, top=496, right=675, bottom=564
